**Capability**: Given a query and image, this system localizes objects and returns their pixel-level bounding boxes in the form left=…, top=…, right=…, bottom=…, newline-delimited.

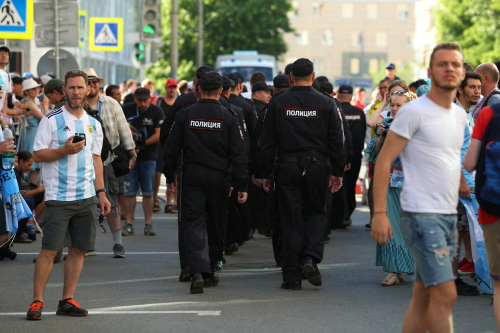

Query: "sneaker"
left=84, top=250, right=96, bottom=257
left=365, top=223, right=371, bottom=230
left=122, top=224, right=134, bottom=236
left=56, top=298, right=88, bottom=316
left=113, top=244, right=125, bottom=258
left=458, top=261, right=476, bottom=276
left=458, top=257, right=470, bottom=270
left=26, top=300, right=45, bottom=320
left=144, top=224, right=156, bottom=236
left=215, top=260, right=223, bottom=272
left=455, top=278, right=479, bottom=296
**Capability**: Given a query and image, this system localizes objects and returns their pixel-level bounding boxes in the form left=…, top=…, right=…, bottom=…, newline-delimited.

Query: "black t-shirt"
left=156, top=97, right=174, bottom=118
left=122, top=102, right=165, bottom=161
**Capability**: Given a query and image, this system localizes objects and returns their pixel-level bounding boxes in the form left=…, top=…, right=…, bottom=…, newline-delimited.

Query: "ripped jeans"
left=400, top=211, right=457, bottom=288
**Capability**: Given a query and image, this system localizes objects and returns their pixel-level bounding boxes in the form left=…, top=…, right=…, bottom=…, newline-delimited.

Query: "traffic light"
left=150, top=42, right=163, bottom=62
left=142, top=0, right=161, bottom=38
left=135, top=43, right=146, bottom=63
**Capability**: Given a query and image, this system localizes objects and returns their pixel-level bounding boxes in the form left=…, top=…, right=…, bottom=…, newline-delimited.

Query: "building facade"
left=279, top=0, right=417, bottom=87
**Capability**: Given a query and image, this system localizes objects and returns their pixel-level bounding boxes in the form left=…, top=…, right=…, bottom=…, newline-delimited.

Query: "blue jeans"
left=400, top=211, right=457, bottom=288
left=123, top=160, right=156, bottom=196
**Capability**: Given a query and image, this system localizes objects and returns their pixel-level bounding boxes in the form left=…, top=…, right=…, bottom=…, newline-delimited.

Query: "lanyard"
left=126, top=108, right=141, bottom=122
left=97, top=100, right=103, bottom=117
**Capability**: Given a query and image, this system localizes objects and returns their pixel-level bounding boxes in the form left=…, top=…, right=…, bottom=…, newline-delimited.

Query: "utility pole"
left=196, top=0, right=203, bottom=68
left=54, top=0, right=61, bottom=78
left=170, top=0, right=178, bottom=79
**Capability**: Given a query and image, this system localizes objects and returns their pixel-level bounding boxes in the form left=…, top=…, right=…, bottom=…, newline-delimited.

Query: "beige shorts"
left=482, top=219, right=500, bottom=280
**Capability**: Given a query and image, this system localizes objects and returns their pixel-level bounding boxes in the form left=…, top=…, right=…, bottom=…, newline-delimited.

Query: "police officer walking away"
left=163, top=72, right=248, bottom=294
left=260, top=58, right=345, bottom=290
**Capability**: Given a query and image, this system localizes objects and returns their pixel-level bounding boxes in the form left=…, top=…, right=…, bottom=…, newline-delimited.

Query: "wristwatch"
left=96, top=189, right=106, bottom=195
left=130, top=153, right=138, bottom=158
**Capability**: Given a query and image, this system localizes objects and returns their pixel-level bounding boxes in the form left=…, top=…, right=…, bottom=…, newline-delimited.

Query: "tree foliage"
left=435, top=0, right=500, bottom=66
left=147, top=0, right=293, bottom=87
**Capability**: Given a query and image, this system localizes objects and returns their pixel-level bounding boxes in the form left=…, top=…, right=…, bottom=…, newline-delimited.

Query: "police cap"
left=319, top=82, right=334, bottom=94
left=226, top=73, right=240, bottom=85
left=284, top=63, right=293, bottom=75
left=291, top=58, right=314, bottom=77
left=252, top=81, right=273, bottom=93
left=273, top=74, right=289, bottom=89
left=316, top=76, right=329, bottom=83
left=198, top=71, right=222, bottom=91
left=221, top=76, right=234, bottom=91
left=338, top=84, right=353, bottom=94
left=196, top=65, right=214, bottom=79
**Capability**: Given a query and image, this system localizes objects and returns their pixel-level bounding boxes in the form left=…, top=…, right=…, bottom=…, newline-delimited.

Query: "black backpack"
left=85, top=108, right=112, bottom=162
left=475, top=103, right=500, bottom=216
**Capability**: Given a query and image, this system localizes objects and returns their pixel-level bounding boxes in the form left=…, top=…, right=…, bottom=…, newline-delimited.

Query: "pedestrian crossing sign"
left=0, top=0, right=34, bottom=39
left=89, top=17, right=123, bottom=52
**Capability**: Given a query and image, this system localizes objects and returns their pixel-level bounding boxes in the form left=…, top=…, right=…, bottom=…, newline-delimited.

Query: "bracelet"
left=373, top=211, right=386, bottom=215
left=96, top=189, right=106, bottom=195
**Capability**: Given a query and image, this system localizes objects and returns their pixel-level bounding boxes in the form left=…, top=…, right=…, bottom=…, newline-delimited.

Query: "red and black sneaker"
left=56, top=298, right=88, bottom=316
left=26, top=300, right=45, bottom=320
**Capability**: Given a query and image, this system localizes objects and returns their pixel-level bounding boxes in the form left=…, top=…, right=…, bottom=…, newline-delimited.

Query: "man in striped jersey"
left=26, top=70, right=111, bottom=320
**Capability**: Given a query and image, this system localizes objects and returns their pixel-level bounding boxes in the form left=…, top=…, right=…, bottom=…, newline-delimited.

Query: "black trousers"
left=181, top=166, right=231, bottom=274
left=344, top=153, right=362, bottom=219
left=276, top=161, right=330, bottom=283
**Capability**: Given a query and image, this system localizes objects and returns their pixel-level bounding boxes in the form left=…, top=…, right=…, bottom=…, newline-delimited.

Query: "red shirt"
left=471, top=106, right=500, bottom=224
left=352, top=101, right=365, bottom=109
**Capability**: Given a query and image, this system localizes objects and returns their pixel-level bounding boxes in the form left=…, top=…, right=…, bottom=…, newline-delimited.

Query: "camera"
left=0, top=243, right=17, bottom=261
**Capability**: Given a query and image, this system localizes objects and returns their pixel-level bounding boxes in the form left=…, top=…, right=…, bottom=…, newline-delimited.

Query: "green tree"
left=435, top=0, right=500, bottom=66
left=147, top=0, right=293, bottom=87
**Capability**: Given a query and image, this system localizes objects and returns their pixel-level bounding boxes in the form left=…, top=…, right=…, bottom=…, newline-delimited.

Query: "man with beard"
left=121, top=88, right=164, bottom=237
left=82, top=68, right=136, bottom=257
left=372, top=42, right=466, bottom=332
left=27, top=70, right=111, bottom=320
left=453, top=71, right=482, bottom=296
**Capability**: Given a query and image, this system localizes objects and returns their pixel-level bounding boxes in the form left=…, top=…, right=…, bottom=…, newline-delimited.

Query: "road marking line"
left=0, top=311, right=220, bottom=316
left=18, top=252, right=179, bottom=255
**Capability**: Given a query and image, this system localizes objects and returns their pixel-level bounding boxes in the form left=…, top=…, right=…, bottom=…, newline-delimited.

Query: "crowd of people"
left=0, top=41, right=500, bottom=332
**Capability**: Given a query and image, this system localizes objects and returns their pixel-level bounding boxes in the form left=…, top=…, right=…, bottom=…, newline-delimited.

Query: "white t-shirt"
left=33, top=106, right=103, bottom=201
left=390, top=96, right=466, bottom=214
left=0, top=69, right=11, bottom=112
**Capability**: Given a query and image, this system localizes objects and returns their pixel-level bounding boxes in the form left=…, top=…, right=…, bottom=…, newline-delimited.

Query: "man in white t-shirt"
left=27, top=70, right=111, bottom=320
left=371, top=43, right=466, bottom=332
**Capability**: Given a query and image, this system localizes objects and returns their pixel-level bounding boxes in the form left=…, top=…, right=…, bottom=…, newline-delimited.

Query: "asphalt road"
left=0, top=190, right=497, bottom=333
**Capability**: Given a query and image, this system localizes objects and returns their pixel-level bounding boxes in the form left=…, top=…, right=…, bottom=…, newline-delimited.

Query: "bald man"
left=473, top=63, right=500, bottom=118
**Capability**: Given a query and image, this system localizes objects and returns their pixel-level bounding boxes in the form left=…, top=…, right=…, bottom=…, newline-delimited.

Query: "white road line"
left=0, top=311, right=220, bottom=316
left=18, top=252, right=179, bottom=255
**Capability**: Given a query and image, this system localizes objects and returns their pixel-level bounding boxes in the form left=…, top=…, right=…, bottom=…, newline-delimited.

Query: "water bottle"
left=27, top=222, right=36, bottom=241
left=2, top=126, right=15, bottom=170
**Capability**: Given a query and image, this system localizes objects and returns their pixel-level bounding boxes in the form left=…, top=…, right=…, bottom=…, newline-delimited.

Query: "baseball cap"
left=291, top=58, right=314, bottom=77
left=338, top=84, right=353, bottom=94
left=166, top=78, right=178, bottom=87
left=273, top=74, right=289, bottom=89
left=198, top=71, right=222, bottom=90
left=196, top=65, right=214, bottom=79
left=44, top=79, right=65, bottom=95
left=319, top=82, right=334, bottom=94
left=134, top=87, right=151, bottom=100
left=235, top=72, right=245, bottom=83
left=386, top=63, right=396, bottom=70
left=221, top=76, right=234, bottom=91
left=252, top=81, right=273, bottom=93
left=226, top=73, right=240, bottom=85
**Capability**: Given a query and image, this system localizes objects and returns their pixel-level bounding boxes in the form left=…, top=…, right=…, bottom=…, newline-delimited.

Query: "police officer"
left=159, top=65, right=213, bottom=282
left=260, top=58, right=346, bottom=290
left=163, top=72, right=248, bottom=294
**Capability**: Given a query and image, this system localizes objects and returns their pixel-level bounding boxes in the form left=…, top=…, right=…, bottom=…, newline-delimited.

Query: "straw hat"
left=22, top=78, right=41, bottom=91
left=82, top=68, right=105, bottom=85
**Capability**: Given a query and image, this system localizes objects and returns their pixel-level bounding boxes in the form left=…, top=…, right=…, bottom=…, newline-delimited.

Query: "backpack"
left=475, top=103, right=500, bottom=216
left=84, top=107, right=112, bottom=162
left=480, top=90, right=500, bottom=111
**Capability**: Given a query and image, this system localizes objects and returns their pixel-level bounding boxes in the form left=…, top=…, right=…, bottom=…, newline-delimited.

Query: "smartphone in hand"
left=72, top=135, right=85, bottom=143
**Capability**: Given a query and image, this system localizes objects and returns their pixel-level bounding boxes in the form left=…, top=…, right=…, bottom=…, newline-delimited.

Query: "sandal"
left=171, top=205, right=178, bottom=213
left=14, top=235, right=33, bottom=243
left=381, top=273, right=403, bottom=286
left=165, top=204, right=173, bottom=213
left=153, top=199, right=161, bottom=213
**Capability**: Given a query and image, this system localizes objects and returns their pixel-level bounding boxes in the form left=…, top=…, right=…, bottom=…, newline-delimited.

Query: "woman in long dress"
left=366, top=90, right=416, bottom=285
left=21, top=79, right=46, bottom=184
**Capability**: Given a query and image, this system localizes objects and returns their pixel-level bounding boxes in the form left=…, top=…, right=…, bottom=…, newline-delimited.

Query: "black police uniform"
left=163, top=75, right=248, bottom=278
left=259, top=59, right=346, bottom=285
left=340, top=102, right=366, bottom=220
